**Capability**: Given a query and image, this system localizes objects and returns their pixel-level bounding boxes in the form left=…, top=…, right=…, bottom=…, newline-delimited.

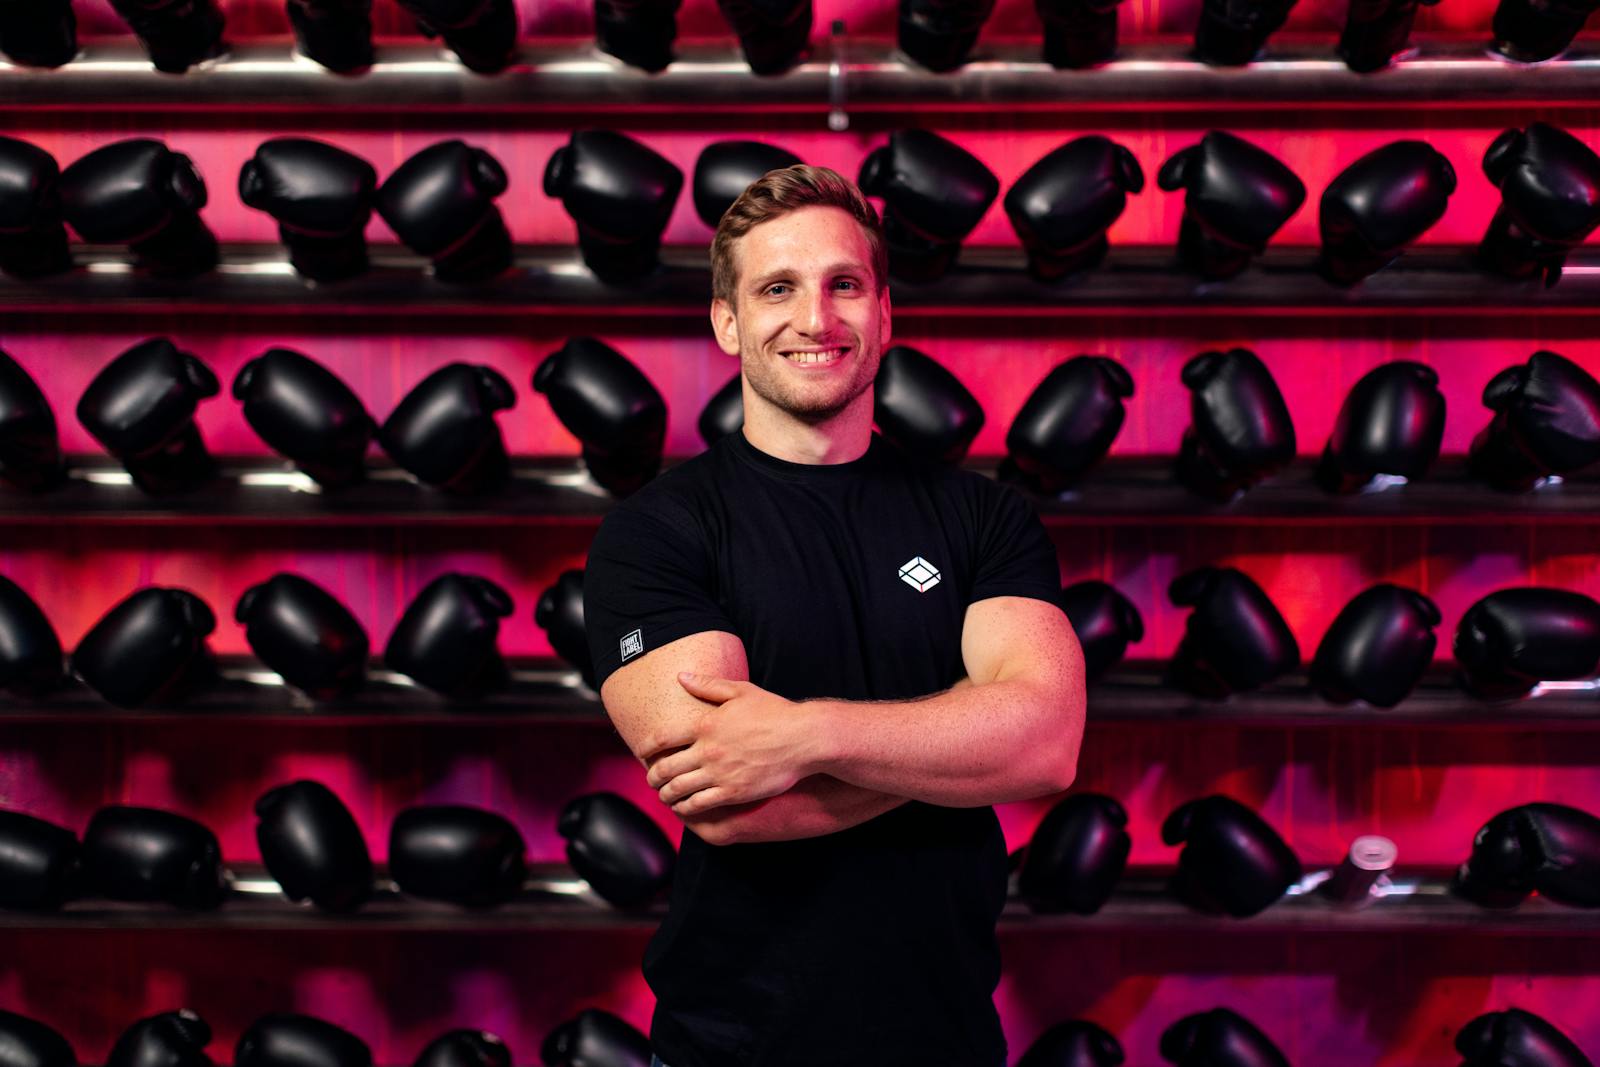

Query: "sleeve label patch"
left=620, top=628, right=645, bottom=662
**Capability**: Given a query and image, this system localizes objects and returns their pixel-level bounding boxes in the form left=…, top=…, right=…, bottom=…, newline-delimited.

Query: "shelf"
left=3, top=39, right=1599, bottom=117
left=4, top=863, right=1591, bottom=934
left=5, top=659, right=1596, bottom=727
left=4, top=457, right=1599, bottom=528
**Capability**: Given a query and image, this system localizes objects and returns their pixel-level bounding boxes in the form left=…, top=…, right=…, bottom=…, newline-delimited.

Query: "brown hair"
left=710, top=164, right=887, bottom=306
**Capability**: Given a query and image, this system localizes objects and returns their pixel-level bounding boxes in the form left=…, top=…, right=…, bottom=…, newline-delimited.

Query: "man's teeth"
left=783, top=348, right=847, bottom=364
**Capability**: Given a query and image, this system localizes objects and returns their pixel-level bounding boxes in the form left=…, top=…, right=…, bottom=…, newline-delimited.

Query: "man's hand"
left=643, top=671, right=826, bottom=817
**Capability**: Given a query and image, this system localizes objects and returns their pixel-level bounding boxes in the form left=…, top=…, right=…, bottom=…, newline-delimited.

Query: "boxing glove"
left=1311, top=584, right=1439, bottom=707
left=71, top=587, right=217, bottom=708
left=1167, top=566, right=1298, bottom=698
left=0, top=349, right=66, bottom=493
left=1163, top=795, right=1300, bottom=917
left=1005, top=136, right=1143, bottom=281
left=0, top=137, right=71, bottom=278
left=1036, top=0, right=1126, bottom=67
left=539, top=1011, right=651, bottom=1067
left=60, top=140, right=216, bottom=278
left=412, top=1033, right=507, bottom=1067
left=0, top=1011, right=74, bottom=1067
left=595, top=0, right=682, bottom=71
left=0, top=575, right=64, bottom=698
left=107, top=1012, right=212, bottom=1067
left=389, top=805, right=527, bottom=906
left=240, top=139, right=378, bottom=283
left=1491, top=0, right=1600, bottom=61
left=535, top=569, right=595, bottom=688
left=693, top=141, right=803, bottom=229
left=1455, top=802, right=1600, bottom=908
left=0, top=1, right=76, bottom=67
left=557, top=792, right=676, bottom=908
left=77, top=338, right=220, bottom=495
left=899, top=0, right=993, bottom=70
left=1456, top=587, right=1600, bottom=700
left=1318, top=141, right=1456, bottom=286
left=717, top=0, right=811, bottom=73
left=1000, top=356, right=1133, bottom=494
left=1193, top=0, right=1297, bottom=64
left=1017, top=793, right=1130, bottom=914
left=236, top=1016, right=370, bottom=1067
left=378, top=363, right=517, bottom=495
left=1056, top=580, right=1142, bottom=681
left=1157, top=132, right=1306, bottom=280
left=1175, top=348, right=1295, bottom=501
left=1478, top=124, right=1600, bottom=288
left=377, top=141, right=511, bottom=282
left=1457, top=1007, right=1593, bottom=1067
left=1339, top=0, right=1440, bottom=71
left=544, top=131, right=684, bottom=283
left=0, top=810, right=78, bottom=910
left=859, top=130, right=999, bottom=283
left=1316, top=361, right=1445, bottom=494
left=233, top=348, right=375, bottom=489
left=109, top=0, right=227, bottom=72
left=1160, top=1008, right=1289, bottom=1067
left=235, top=574, right=369, bottom=701
left=287, top=0, right=373, bottom=72
left=532, top=337, right=667, bottom=497
left=82, top=805, right=224, bottom=909
left=254, top=781, right=371, bottom=912
left=1469, top=351, right=1600, bottom=491
left=697, top=373, right=744, bottom=446
left=1018, top=1021, right=1124, bottom=1067
left=874, top=345, right=985, bottom=464
left=392, top=0, right=518, bottom=72
left=384, top=573, right=514, bottom=697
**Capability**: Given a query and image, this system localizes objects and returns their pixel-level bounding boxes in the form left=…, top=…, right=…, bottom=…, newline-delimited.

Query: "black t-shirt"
left=583, top=429, right=1062, bottom=1067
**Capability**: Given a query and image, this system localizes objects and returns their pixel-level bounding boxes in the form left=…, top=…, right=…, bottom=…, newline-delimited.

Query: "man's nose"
left=796, top=286, right=838, bottom=335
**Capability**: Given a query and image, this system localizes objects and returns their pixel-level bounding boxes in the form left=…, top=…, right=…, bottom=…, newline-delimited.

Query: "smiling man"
left=582, top=164, right=1086, bottom=1067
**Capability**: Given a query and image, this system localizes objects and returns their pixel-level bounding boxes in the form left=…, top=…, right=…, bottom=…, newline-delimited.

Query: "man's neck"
left=739, top=392, right=874, bottom=466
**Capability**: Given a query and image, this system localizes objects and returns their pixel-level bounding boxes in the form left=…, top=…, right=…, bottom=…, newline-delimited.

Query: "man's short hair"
left=710, top=164, right=888, bottom=306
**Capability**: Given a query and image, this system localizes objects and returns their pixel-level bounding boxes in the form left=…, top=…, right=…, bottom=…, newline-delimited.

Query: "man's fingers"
left=658, top=768, right=715, bottom=806
left=672, top=785, right=735, bottom=817
left=678, top=671, right=741, bottom=702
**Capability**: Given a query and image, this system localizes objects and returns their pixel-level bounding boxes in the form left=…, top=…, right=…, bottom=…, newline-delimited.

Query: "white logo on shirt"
left=898, top=556, right=941, bottom=593
left=620, top=628, right=644, bottom=662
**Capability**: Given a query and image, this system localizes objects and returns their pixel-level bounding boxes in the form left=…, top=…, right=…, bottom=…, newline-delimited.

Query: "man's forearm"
left=683, top=774, right=910, bottom=845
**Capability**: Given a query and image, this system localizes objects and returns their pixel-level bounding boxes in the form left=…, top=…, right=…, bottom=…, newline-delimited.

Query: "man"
left=582, top=164, right=1086, bottom=1067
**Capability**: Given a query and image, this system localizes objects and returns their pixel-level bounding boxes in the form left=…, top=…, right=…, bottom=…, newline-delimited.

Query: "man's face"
left=711, top=204, right=892, bottom=423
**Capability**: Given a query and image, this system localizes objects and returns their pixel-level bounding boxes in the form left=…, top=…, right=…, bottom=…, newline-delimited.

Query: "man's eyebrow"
left=746, top=263, right=871, bottom=290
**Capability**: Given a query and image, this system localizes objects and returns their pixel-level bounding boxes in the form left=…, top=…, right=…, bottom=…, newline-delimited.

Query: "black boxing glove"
left=0, top=1010, right=75, bottom=1067
left=595, top=0, right=681, bottom=71
left=1017, top=793, right=1130, bottom=914
left=1339, top=0, right=1440, bottom=71
left=389, top=805, right=527, bottom=906
left=1163, top=795, right=1301, bottom=917
left=60, top=139, right=216, bottom=278
left=557, top=792, right=675, bottom=908
left=1456, top=1007, right=1593, bottom=1067
left=0, top=575, right=64, bottom=698
left=286, top=0, right=374, bottom=72
left=255, top=781, right=372, bottom=912
left=875, top=345, right=985, bottom=464
left=1036, top=0, right=1127, bottom=67
left=378, top=363, right=517, bottom=496
left=71, top=587, right=217, bottom=708
left=236, top=574, right=369, bottom=701
left=1315, top=361, right=1445, bottom=494
left=1160, top=1007, right=1289, bottom=1067
left=82, top=805, right=225, bottom=909
left=899, top=0, right=993, bottom=70
left=859, top=129, right=999, bottom=283
left=1018, top=1020, right=1124, bottom=1067
left=377, top=141, right=511, bottom=282
left=1056, top=580, right=1142, bottom=681
left=693, top=141, right=803, bottom=229
left=0, top=349, right=67, bottom=492
left=412, top=1033, right=507, bottom=1067
left=236, top=1015, right=370, bottom=1067
left=718, top=0, right=811, bottom=73
left=384, top=574, right=514, bottom=697
left=109, top=0, right=227, bottom=72
left=1167, top=566, right=1298, bottom=698
left=0, top=1, right=76, bottom=68
left=544, top=130, right=684, bottom=283
left=1310, top=584, right=1439, bottom=707
left=1491, top=0, right=1600, bottom=61
left=107, top=1012, right=212, bottom=1067
left=1157, top=132, right=1305, bottom=280
left=233, top=348, right=375, bottom=489
left=535, top=569, right=595, bottom=688
left=240, top=139, right=378, bottom=283
left=1455, top=587, right=1600, bottom=700
left=77, top=338, right=220, bottom=496
left=697, top=373, right=743, bottom=447
left=1455, top=802, right=1600, bottom=908
left=0, top=810, right=78, bottom=910
left=392, top=0, right=518, bottom=72
left=1469, top=351, right=1600, bottom=492
left=532, top=337, right=667, bottom=497
left=1000, top=356, right=1133, bottom=494
left=1478, top=124, right=1600, bottom=288
left=1193, top=0, right=1297, bottom=65
left=1175, top=348, right=1295, bottom=501
left=1005, top=136, right=1143, bottom=281
left=1318, top=141, right=1456, bottom=286
left=539, top=1011, right=651, bottom=1067
left=0, top=137, right=71, bottom=278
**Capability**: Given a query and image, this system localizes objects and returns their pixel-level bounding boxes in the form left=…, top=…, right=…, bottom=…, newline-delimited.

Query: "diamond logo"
left=898, top=556, right=941, bottom=593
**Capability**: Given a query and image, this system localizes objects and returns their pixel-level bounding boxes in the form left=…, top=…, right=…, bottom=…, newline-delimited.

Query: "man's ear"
left=711, top=297, right=741, bottom=357
left=878, top=284, right=892, bottom=348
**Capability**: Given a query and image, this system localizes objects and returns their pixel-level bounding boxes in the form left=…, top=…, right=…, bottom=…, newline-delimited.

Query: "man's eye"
left=835, top=280, right=858, bottom=290
left=766, top=284, right=789, bottom=296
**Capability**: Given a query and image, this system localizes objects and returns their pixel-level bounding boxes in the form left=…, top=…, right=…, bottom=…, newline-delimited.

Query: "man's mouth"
left=780, top=347, right=850, bottom=365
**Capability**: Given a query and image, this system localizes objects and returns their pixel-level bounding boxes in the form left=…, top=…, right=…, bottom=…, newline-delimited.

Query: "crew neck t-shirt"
left=582, top=428, right=1063, bottom=1067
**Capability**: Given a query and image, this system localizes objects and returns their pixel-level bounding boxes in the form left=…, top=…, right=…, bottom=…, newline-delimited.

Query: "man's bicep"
left=961, top=595, right=1083, bottom=691
left=598, top=629, right=750, bottom=767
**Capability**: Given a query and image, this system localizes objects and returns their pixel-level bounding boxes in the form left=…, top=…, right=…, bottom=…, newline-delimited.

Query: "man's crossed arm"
left=596, top=595, right=1085, bottom=847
